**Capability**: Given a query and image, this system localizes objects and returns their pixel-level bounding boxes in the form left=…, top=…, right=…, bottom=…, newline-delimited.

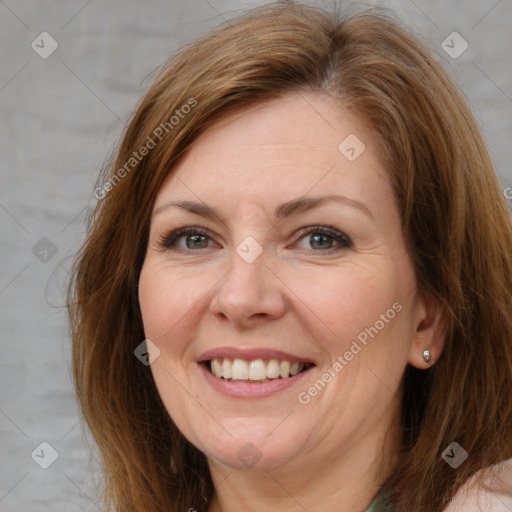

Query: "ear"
left=408, top=293, right=448, bottom=369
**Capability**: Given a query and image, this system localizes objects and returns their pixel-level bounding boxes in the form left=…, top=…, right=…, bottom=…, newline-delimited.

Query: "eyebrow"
left=152, top=194, right=373, bottom=221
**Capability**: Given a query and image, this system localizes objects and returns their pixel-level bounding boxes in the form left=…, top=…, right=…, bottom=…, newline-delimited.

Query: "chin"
left=188, top=419, right=309, bottom=471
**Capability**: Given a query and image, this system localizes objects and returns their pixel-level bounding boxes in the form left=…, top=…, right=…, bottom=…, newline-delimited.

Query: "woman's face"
left=138, top=91, right=427, bottom=475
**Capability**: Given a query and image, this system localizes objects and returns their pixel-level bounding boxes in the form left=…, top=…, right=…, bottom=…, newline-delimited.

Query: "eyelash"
left=157, top=225, right=352, bottom=254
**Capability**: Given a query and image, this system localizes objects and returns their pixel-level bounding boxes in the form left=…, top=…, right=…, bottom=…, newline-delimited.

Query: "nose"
left=209, top=244, right=286, bottom=328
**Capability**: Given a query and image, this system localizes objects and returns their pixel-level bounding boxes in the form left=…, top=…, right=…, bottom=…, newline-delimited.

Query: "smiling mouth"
left=206, top=358, right=315, bottom=383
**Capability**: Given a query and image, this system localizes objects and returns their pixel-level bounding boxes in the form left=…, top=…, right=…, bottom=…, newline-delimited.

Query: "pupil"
left=311, top=234, right=331, bottom=249
left=188, top=235, right=207, bottom=249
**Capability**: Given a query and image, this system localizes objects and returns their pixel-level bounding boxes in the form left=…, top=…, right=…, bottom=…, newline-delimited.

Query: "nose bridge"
left=221, top=235, right=268, bottom=302
left=209, top=233, right=285, bottom=322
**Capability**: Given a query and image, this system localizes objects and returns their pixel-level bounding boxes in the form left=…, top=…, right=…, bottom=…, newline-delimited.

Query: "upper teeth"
left=210, top=358, right=305, bottom=381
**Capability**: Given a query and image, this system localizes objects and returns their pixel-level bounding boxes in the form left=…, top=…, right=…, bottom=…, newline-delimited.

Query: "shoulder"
left=443, top=459, right=512, bottom=512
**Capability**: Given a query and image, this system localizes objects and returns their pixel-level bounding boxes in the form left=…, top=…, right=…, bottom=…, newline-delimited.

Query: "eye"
left=158, top=225, right=352, bottom=253
left=293, top=226, right=352, bottom=252
left=159, top=227, right=216, bottom=251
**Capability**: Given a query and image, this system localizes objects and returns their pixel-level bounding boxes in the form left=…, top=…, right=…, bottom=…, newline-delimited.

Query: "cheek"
left=293, top=266, right=413, bottom=421
left=138, top=263, right=199, bottom=345
left=283, top=260, right=405, bottom=347
left=138, top=265, right=200, bottom=425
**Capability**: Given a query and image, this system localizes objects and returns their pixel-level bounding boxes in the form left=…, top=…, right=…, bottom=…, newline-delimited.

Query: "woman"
left=67, top=1, right=512, bottom=511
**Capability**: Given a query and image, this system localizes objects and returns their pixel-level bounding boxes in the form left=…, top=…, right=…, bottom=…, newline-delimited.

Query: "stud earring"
left=423, top=349, right=431, bottom=363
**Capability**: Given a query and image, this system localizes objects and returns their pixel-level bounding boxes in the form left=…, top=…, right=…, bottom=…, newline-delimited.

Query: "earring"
left=423, top=349, right=431, bottom=363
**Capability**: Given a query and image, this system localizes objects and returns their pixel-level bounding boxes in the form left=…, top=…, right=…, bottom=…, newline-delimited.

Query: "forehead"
left=153, top=92, right=391, bottom=216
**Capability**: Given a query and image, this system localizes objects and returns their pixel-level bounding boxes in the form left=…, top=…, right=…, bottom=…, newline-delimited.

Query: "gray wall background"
left=1, top=1, right=511, bottom=510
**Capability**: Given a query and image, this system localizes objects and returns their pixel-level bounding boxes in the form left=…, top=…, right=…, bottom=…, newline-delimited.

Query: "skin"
left=138, top=91, right=446, bottom=511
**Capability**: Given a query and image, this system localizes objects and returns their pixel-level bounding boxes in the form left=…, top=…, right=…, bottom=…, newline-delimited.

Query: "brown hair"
left=68, top=1, right=512, bottom=510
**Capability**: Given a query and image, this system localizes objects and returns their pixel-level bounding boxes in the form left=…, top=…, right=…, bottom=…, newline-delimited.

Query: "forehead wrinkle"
left=152, top=194, right=373, bottom=223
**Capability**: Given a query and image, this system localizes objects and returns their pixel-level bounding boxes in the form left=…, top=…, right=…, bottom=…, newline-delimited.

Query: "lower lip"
left=199, top=363, right=314, bottom=399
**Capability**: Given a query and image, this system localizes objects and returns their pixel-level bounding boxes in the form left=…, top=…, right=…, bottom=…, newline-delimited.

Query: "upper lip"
left=197, top=347, right=316, bottom=365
